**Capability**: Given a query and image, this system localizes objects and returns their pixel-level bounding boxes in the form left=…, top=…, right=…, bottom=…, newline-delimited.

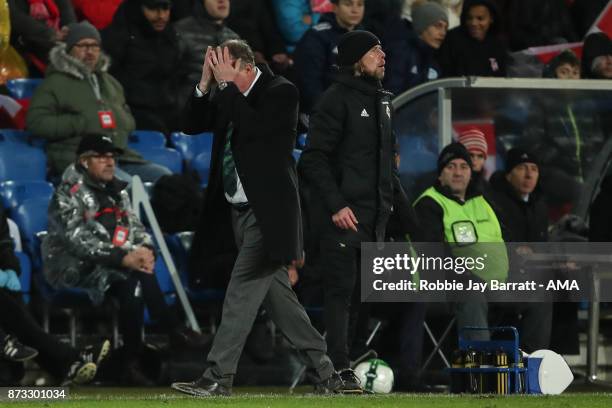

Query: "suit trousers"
left=203, top=207, right=334, bottom=387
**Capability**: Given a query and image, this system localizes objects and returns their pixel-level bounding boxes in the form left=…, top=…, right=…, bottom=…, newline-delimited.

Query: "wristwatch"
left=218, top=81, right=229, bottom=91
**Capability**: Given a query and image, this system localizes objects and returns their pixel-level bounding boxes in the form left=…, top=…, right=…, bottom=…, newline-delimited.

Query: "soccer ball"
left=354, top=358, right=394, bottom=393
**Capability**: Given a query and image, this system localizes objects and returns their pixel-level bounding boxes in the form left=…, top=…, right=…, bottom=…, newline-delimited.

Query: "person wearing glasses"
left=26, top=21, right=171, bottom=183
left=43, top=134, right=209, bottom=385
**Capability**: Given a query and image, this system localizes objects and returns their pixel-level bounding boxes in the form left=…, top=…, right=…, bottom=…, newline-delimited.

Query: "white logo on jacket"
left=361, top=109, right=370, bottom=117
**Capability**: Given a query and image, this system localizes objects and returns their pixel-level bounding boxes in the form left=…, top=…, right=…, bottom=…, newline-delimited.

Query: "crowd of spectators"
left=1, top=0, right=612, bottom=390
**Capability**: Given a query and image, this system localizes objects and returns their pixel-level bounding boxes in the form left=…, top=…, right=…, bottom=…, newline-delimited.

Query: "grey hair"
left=220, top=39, right=256, bottom=69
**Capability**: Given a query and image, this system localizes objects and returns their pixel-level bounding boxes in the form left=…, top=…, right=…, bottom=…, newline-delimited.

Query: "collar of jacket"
left=433, top=179, right=483, bottom=204
left=243, top=63, right=275, bottom=101
left=48, top=43, right=111, bottom=80
left=65, top=163, right=129, bottom=195
left=332, top=71, right=391, bottom=97
left=489, top=170, right=541, bottom=205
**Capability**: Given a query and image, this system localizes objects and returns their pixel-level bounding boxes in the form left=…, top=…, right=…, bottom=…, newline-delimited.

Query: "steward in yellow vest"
left=413, top=142, right=508, bottom=283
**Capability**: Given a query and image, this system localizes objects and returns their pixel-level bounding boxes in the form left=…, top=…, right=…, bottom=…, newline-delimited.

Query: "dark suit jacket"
left=183, top=64, right=303, bottom=266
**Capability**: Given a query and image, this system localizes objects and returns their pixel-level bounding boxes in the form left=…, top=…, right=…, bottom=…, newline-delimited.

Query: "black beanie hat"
left=437, top=142, right=472, bottom=174
left=337, top=30, right=381, bottom=66
left=505, top=148, right=538, bottom=173
left=581, top=32, right=612, bottom=78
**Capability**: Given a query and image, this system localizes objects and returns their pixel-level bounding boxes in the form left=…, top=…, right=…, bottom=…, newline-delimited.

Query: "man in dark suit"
left=170, top=40, right=355, bottom=396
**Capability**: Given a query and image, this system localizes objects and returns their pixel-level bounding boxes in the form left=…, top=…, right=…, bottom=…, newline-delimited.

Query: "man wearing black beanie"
left=413, top=142, right=507, bottom=343
left=298, top=30, right=419, bottom=391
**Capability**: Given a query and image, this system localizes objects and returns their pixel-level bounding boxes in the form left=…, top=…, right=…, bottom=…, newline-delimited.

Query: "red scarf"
left=28, top=0, right=60, bottom=31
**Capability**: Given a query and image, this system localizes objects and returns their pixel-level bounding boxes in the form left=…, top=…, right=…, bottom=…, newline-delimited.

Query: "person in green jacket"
left=26, top=21, right=171, bottom=183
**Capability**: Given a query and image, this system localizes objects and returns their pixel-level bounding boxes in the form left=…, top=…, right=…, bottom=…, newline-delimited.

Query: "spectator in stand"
left=270, top=0, right=320, bottom=53
left=43, top=135, right=209, bottom=385
left=26, top=21, right=171, bottom=182
left=581, top=32, right=612, bottom=79
left=542, top=49, right=580, bottom=79
left=7, top=0, right=76, bottom=70
left=383, top=0, right=448, bottom=95
left=71, top=0, right=123, bottom=29
left=294, top=0, right=365, bottom=117
left=175, top=0, right=239, bottom=106
left=103, top=0, right=186, bottom=134
left=0, top=205, right=111, bottom=385
left=403, top=0, right=462, bottom=29
left=438, top=0, right=507, bottom=77
left=457, top=128, right=489, bottom=191
left=501, top=0, right=577, bottom=52
left=225, top=0, right=290, bottom=73
left=488, top=148, right=552, bottom=352
left=362, top=0, right=403, bottom=39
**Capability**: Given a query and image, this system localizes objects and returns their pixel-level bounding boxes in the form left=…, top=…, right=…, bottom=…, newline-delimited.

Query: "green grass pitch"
left=5, top=387, right=612, bottom=408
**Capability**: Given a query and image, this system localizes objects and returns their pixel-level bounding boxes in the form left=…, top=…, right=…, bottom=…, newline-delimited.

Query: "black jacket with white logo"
left=299, top=72, right=418, bottom=245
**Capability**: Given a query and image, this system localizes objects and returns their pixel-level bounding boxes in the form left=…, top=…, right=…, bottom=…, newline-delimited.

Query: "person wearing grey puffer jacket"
left=174, top=0, right=239, bottom=106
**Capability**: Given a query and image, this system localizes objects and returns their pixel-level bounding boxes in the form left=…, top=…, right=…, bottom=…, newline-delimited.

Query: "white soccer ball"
left=354, top=358, right=394, bottom=393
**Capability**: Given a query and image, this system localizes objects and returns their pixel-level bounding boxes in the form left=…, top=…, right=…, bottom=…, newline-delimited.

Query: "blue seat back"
left=0, top=129, right=46, bottom=149
left=0, top=142, right=47, bottom=181
left=0, top=180, right=54, bottom=211
left=12, top=198, right=50, bottom=254
left=138, top=147, right=182, bottom=174
left=292, top=149, right=302, bottom=163
left=128, top=130, right=167, bottom=151
left=297, top=133, right=307, bottom=149
left=6, top=78, right=43, bottom=99
left=191, top=150, right=211, bottom=187
left=170, top=132, right=213, bottom=166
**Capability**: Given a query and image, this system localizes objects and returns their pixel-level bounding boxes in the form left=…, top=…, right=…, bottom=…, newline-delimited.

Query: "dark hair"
left=220, top=39, right=256, bottom=69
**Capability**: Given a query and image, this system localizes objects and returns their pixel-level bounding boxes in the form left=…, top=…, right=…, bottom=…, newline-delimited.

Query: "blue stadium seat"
left=0, top=180, right=54, bottom=212
left=170, top=132, right=213, bottom=166
left=292, top=149, right=302, bottom=163
left=0, top=129, right=46, bottom=149
left=297, top=133, right=307, bottom=149
left=128, top=130, right=167, bottom=151
left=12, top=198, right=49, bottom=257
left=6, top=78, right=43, bottom=99
left=191, top=150, right=211, bottom=187
left=15, top=251, right=32, bottom=304
left=137, top=147, right=183, bottom=174
left=0, top=142, right=47, bottom=181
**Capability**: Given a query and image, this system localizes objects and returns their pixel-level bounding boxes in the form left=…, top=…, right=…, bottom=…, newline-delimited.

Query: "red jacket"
left=71, top=0, right=122, bottom=29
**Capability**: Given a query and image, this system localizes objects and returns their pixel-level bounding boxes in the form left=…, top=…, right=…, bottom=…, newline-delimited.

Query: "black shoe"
left=169, top=327, right=212, bottom=350
left=2, top=335, right=38, bottom=362
left=314, top=370, right=363, bottom=395
left=171, top=375, right=231, bottom=397
left=338, top=368, right=364, bottom=394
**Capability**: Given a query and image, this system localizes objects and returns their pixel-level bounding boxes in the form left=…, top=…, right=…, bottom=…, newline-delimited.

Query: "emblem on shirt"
left=452, top=221, right=478, bottom=244
left=489, top=58, right=499, bottom=72
left=361, top=109, right=370, bottom=117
